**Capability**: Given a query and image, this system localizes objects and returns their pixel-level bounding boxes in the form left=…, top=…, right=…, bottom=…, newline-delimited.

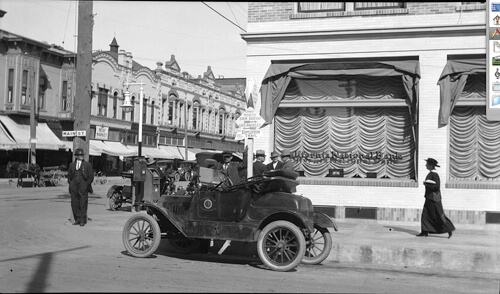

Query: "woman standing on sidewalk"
left=417, top=158, right=455, bottom=238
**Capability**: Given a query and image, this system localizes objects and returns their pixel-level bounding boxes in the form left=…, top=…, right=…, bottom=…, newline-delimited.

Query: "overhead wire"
left=201, top=2, right=247, bottom=32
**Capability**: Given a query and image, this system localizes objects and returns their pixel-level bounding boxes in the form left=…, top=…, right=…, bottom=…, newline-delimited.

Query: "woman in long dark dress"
left=417, top=158, right=455, bottom=238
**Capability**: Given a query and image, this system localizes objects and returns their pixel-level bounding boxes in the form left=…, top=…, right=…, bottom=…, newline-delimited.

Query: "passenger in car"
left=215, top=150, right=247, bottom=185
left=253, top=149, right=268, bottom=176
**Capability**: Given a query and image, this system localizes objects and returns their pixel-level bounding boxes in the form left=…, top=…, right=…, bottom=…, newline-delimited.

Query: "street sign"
left=235, top=109, right=265, bottom=139
left=62, top=130, right=87, bottom=137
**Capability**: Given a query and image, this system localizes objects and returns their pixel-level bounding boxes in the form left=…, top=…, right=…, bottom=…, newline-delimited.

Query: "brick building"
left=242, top=2, right=496, bottom=225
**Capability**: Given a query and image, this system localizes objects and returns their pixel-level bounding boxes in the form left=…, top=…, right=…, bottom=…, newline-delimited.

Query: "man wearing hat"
left=216, top=149, right=247, bottom=185
left=67, top=148, right=94, bottom=226
left=266, top=151, right=284, bottom=171
left=280, top=149, right=298, bottom=192
left=253, top=149, right=268, bottom=176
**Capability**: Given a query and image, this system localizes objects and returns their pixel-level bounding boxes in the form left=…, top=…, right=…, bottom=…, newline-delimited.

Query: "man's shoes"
left=80, top=223, right=85, bottom=227
left=448, top=231, right=453, bottom=239
left=416, top=232, right=428, bottom=237
left=73, top=222, right=80, bottom=225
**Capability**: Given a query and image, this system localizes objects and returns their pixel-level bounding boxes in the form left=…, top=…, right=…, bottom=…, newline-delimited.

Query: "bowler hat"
left=270, top=151, right=279, bottom=158
left=222, top=150, right=233, bottom=157
left=424, top=158, right=440, bottom=167
left=74, top=148, right=84, bottom=156
left=281, top=149, right=291, bottom=157
left=256, top=149, right=266, bottom=157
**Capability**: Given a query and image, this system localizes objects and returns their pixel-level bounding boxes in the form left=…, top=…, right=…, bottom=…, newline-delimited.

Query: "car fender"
left=106, top=185, right=122, bottom=198
left=254, top=210, right=312, bottom=240
left=314, top=211, right=338, bottom=231
left=142, top=202, right=187, bottom=237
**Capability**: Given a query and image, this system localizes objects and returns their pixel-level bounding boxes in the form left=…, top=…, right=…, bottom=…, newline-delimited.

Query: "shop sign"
left=95, top=126, right=109, bottom=140
left=290, top=150, right=403, bottom=165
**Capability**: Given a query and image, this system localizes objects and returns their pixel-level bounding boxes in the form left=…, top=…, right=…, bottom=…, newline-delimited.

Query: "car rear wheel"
left=257, top=221, right=306, bottom=272
left=109, top=191, right=122, bottom=211
left=122, top=213, right=161, bottom=258
left=302, top=225, right=332, bottom=265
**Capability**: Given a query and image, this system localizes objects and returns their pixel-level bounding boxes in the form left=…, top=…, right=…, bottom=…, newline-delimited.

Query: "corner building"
left=242, top=2, right=497, bottom=225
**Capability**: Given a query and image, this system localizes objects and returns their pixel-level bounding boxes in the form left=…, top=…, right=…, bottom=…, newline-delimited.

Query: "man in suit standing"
left=267, top=151, right=284, bottom=171
left=280, top=149, right=298, bottom=192
left=253, top=149, right=268, bottom=176
left=68, top=148, right=94, bottom=226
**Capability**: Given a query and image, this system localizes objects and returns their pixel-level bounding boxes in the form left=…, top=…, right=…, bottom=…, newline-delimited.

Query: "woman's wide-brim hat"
left=424, top=158, right=440, bottom=167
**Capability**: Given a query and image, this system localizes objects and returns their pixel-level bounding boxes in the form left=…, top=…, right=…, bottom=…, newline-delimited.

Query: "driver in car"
left=216, top=150, right=247, bottom=186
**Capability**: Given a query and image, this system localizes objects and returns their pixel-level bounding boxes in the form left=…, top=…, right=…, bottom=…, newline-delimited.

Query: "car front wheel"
left=257, top=221, right=306, bottom=272
left=122, top=213, right=161, bottom=258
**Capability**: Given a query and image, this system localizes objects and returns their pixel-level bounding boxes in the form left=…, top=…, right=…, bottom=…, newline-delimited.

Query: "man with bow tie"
left=67, top=148, right=94, bottom=226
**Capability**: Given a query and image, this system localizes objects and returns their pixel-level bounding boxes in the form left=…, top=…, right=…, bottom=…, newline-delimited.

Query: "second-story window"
left=192, top=105, right=198, bottom=129
left=150, top=101, right=155, bottom=124
left=143, top=98, right=147, bottom=123
left=113, top=91, right=118, bottom=119
left=22, top=70, right=29, bottom=105
left=168, top=101, right=174, bottom=125
left=7, top=69, right=14, bottom=103
left=130, top=96, right=135, bottom=122
left=98, top=87, right=108, bottom=116
left=218, top=111, right=224, bottom=135
left=61, top=81, right=68, bottom=111
left=38, top=76, right=47, bottom=110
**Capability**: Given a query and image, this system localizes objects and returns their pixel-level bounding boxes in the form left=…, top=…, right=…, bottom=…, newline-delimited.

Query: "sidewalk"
left=208, top=220, right=500, bottom=274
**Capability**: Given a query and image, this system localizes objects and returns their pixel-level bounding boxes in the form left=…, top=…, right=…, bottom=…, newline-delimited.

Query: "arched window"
left=38, top=76, right=48, bottom=110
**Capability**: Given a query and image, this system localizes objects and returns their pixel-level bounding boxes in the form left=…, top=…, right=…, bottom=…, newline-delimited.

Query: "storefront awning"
left=89, top=140, right=136, bottom=157
left=158, top=145, right=183, bottom=159
left=437, top=58, right=485, bottom=126
left=0, top=115, right=65, bottom=150
left=0, top=120, right=17, bottom=150
left=138, top=146, right=173, bottom=159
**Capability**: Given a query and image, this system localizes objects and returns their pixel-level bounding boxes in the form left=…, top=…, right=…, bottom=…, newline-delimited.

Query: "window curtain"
left=437, top=59, right=485, bottom=126
left=450, top=107, right=500, bottom=180
left=275, top=106, right=415, bottom=179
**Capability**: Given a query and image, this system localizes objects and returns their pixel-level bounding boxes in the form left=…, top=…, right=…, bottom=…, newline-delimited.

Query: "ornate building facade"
left=0, top=30, right=245, bottom=176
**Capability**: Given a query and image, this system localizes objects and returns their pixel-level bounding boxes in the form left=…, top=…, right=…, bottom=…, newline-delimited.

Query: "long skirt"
left=421, top=199, right=455, bottom=234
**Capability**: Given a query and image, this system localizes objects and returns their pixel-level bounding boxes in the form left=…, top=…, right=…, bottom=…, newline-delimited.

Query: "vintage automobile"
left=122, top=152, right=337, bottom=272
left=107, top=164, right=175, bottom=211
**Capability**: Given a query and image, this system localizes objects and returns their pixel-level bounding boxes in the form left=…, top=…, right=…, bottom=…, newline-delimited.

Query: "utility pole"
left=73, top=0, right=93, bottom=161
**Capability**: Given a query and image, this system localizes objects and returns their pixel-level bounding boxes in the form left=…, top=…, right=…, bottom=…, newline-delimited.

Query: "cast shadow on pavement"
left=383, top=226, right=419, bottom=235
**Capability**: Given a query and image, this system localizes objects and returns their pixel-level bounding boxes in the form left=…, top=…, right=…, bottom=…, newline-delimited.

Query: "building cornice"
left=241, top=24, right=486, bottom=42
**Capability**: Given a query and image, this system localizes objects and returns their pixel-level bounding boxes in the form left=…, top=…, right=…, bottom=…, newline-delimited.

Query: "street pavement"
left=1, top=176, right=499, bottom=275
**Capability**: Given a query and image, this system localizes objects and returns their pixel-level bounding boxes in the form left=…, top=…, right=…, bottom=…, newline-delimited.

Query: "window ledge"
left=446, top=181, right=500, bottom=190
left=298, top=177, right=417, bottom=188
left=291, top=8, right=409, bottom=19
left=456, top=3, right=486, bottom=12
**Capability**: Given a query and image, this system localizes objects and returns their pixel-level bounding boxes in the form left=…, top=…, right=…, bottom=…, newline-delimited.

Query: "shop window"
left=275, top=76, right=415, bottom=180
left=61, top=81, right=68, bottom=111
left=98, top=87, right=108, bottom=117
left=22, top=70, right=29, bottom=105
left=7, top=69, right=14, bottom=104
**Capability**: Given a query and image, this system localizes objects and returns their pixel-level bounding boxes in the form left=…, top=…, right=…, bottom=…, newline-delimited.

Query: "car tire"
left=108, top=191, right=121, bottom=211
left=257, top=220, right=306, bottom=272
left=302, top=225, right=332, bottom=265
left=122, top=213, right=161, bottom=258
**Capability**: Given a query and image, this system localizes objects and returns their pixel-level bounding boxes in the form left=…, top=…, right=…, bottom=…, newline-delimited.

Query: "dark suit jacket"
left=68, top=160, right=94, bottom=189
left=253, top=161, right=268, bottom=176
left=267, top=160, right=284, bottom=171
left=216, top=161, right=246, bottom=185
